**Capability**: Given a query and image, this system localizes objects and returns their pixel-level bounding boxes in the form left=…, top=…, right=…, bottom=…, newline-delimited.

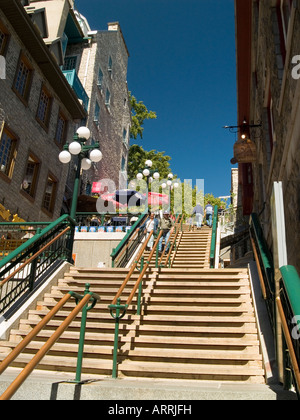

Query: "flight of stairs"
left=0, top=230, right=265, bottom=385
left=171, top=226, right=211, bottom=268
left=117, top=267, right=264, bottom=383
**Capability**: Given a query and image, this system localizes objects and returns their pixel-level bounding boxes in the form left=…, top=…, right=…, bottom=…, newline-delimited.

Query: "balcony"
left=62, top=69, right=89, bottom=112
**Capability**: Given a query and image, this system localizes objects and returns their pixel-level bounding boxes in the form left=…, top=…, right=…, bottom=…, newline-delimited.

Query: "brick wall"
left=66, top=23, right=131, bottom=194
left=0, top=10, right=75, bottom=222
left=250, top=1, right=300, bottom=272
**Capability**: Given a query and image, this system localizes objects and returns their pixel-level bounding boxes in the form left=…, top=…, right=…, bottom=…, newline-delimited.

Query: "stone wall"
left=0, top=9, right=75, bottom=222
left=250, top=1, right=300, bottom=273
left=66, top=22, right=131, bottom=193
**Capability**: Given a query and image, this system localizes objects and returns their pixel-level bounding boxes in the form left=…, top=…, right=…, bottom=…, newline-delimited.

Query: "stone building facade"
left=235, top=0, right=300, bottom=274
left=0, top=0, right=86, bottom=222
left=64, top=18, right=131, bottom=195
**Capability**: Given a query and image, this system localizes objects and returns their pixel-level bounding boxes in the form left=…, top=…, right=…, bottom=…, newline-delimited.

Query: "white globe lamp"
left=90, top=149, right=103, bottom=162
left=76, top=126, right=90, bottom=140
left=136, top=173, right=143, bottom=181
left=143, top=168, right=150, bottom=177
left=81, top=158, right=92, bottom=170
left=59, top=150, right=71, bottom=164
left=69, top=141, right=82, bottom=155
left=153, top=172, right=160, bottom=180
left=145, top=159, right=153, bottom=167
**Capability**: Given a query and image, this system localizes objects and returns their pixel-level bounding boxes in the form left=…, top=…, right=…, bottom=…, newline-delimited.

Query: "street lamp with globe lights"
left=58, top=126, right=102, bottom=219
left=136, top=160, right=160, bottom=188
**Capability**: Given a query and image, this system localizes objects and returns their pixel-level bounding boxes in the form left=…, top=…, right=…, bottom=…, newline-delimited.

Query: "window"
left=94, top=101, right=100, bottom=124
left=55, top=111, right=68, bottom=146
left=280, top=0, right=292, bottom=43
left=0, top=126, right=17, bottom=179
left=13, top=55, right=33, bottom=103
left=62, top=56, right=77, bottom=71
left=0, top=20, right=9, bottom=55
left=61, top=33, right=68, bottom=58
left=121, top=156, right=126, bottom=172
left=36, top=85, right=52, bottom=129
left=97, top=68, right=103, bottom=88
left=22, top=154, right=40, bottom=198
left=123, top=128, right=127, bottom=143
left=267, top=94, right=275, bottom=153
left=108, top=56, right=112, bottom=73
left=42, top=173, right=57, bottom=214
left=277, top=0, right=292, bottom=62
left=105, top=88, right=111, bottom=106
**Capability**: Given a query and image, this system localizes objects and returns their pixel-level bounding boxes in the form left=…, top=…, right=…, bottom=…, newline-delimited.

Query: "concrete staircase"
left=0, top=267, right=143, bottom=376
left=0, top=227, right=265, bottom=386
left=117, top=267, right=265, bottom=383
left=171, top=226, right=211, bottom=269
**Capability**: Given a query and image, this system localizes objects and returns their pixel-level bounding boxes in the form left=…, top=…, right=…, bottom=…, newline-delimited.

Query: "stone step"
left=118, top=360, right=265, bottom=383
left=0, top=227, right=265, bottom=387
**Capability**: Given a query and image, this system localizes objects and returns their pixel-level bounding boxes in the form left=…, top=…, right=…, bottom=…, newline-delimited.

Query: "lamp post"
left=136, top=160, right=160, bottom=187
left=163, top=173, right=179, bottom=212
left=59, top=127, right=103, bottom=220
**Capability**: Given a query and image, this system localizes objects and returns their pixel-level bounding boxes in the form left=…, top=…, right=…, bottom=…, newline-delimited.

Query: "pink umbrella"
left=148, top=192, right=169, bottom=206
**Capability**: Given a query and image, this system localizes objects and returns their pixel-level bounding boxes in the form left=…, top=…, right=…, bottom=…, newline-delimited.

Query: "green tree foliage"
left=127, top=144, right=173, bottom=181
left=204, top=193, right=227, bottom=210
left=129, top=93, right=157, bottom=140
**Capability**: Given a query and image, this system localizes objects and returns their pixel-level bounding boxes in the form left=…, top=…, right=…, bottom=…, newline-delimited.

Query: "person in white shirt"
left=139, top=213, right=158, bottom=250
left=205, top=202, right=214, bottom=227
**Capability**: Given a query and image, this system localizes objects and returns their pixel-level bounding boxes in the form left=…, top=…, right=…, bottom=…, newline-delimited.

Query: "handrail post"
left=0, top=286, right=100, bottom=400
left=137, top=257, right=144, bottom=315
left=108, top=298, right=127, bottom=379
left=28, top=228, right=42, bottom=292
left=210, top=205, right=218, bottom=268
left=155, top=231, right=160, bottom=268
left=74, top=283, right=96, bottom=384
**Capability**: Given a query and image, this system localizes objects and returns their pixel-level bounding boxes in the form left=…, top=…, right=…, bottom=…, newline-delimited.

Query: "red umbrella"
left=148, top=192, right=169, bottom=206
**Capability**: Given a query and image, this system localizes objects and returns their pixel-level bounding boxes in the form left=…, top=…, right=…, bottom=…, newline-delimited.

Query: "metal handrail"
left=0, top=226, right=70, bottom=289
left=250, top=235, right=267, bottom=299
left=108, top=230, right=162, bottom=378
left=111, top=212, right=147, bottom=266
left=113, top=228, right=140, bottom=266
left=249, top=212, right=275, bottom=328
left=113, top=225, right=148, bottom=268
left=0, top=284, right=100, bottom=400
left=157, top=215, right=180, bottom=266
left=276, top=295, right=300, bottom=393
left=111, top=230, right=154, bottom=306
left=209, top=205, right=218, bottom=268
left=249, top=213, right=274, bottom=297
left=0, top=214, right=75, bottom=271
left=125, top=230, right=163, bottom=307
left=159, top=217, right=181, bottom=267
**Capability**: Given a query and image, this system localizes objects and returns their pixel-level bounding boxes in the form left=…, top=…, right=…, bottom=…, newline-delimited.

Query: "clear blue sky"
left=75, top=0, right=238, bottom=200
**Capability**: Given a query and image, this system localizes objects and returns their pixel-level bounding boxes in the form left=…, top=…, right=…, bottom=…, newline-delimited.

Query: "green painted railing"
left=108, top=230, right=163, bottom=378
left=111, top=212, right=147, bottom=267
left=0, top=215, right=76, bottom=318
left=0, top=283, right=100, bottom=400
left=209, top=205, right=218, bottom=268
left=277, top=265, right=300, bottom=397
left=249, top=213, right=275, bottom=327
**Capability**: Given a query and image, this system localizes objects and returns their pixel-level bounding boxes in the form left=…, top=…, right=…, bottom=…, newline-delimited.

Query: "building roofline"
left=0, top=0, right=86, bottom=120
left=107, top=22, right=130, bottom=57
left=235, top=0, right=252, bottom=126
